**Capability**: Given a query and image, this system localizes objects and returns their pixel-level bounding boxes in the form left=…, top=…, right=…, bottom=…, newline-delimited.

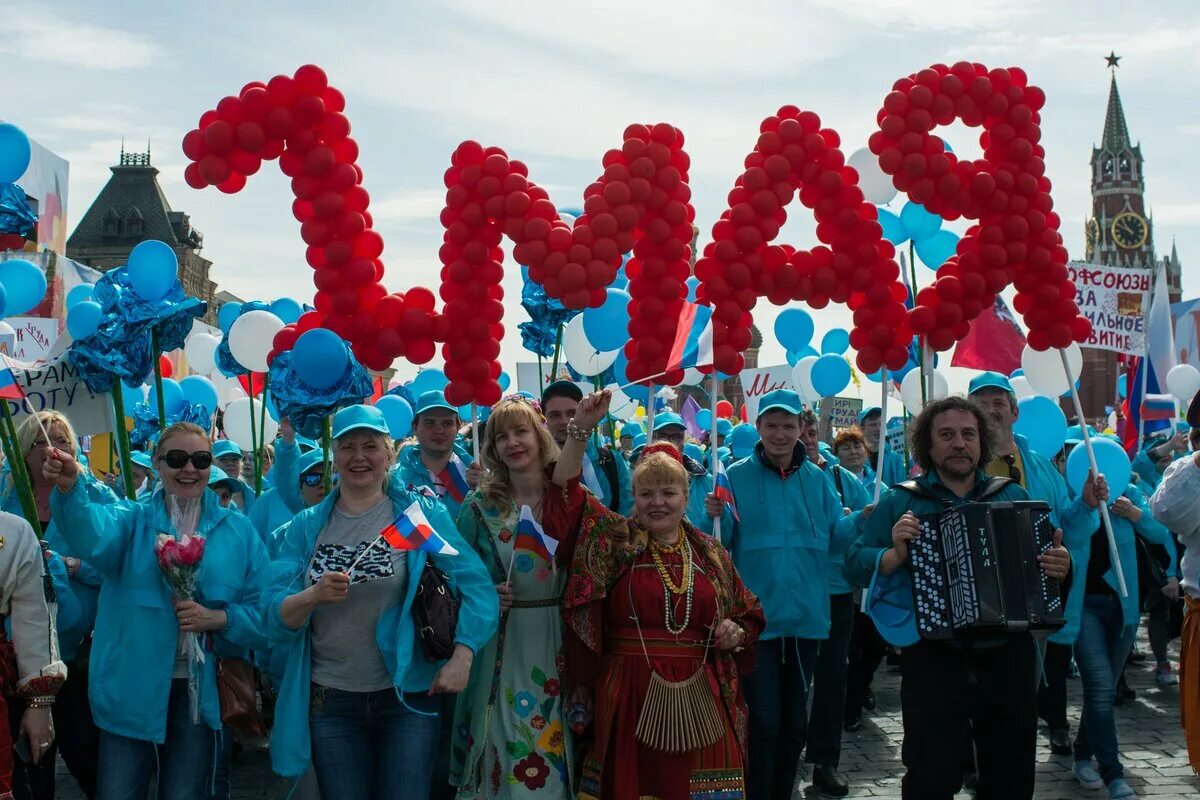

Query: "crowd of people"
left=0, top=372, right=1195, bottom=800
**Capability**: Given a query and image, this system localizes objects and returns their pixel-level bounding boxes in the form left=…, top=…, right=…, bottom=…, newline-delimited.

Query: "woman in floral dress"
left=451, top=394, right=608, bottom=798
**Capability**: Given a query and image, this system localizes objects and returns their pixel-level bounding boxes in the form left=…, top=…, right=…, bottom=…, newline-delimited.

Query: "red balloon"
left=158, top=355, right=173, bottom=379
left=716, top=400, right=734, bottom=418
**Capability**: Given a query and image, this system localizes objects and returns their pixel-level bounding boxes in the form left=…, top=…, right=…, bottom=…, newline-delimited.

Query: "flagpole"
left=1061, top=349, right=1128, bottom=597
left=872, top=368, right=889, bottom=505
left=346, top=533, right=384, bottom=577
left=646, top=383, right=656, bottom=441
left=471, top=402, right=481, bottom=465
left=710, top=373, right=721, bottom=542
left=505, top=547, right=517, bottom=585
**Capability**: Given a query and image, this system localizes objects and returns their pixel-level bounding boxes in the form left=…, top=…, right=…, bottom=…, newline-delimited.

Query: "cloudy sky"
left=5, top=0, right=1198, bottom=390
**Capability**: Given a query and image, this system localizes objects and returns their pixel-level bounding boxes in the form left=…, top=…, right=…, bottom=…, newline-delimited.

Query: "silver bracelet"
left=566, top=420, right=593, bottom=442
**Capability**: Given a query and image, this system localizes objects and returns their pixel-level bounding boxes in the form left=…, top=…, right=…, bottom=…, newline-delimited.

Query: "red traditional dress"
left=565, top=513, right=764, bottom=800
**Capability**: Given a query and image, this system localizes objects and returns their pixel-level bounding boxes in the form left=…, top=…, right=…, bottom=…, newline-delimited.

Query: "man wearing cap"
left=716, top=389, right=857, bottom=800
left=248, top=420, right=306, bottom=546
left=846, top=396, right=1089, bottom=799
left=213, top=439, right=257, bottom=511
left=638, top=409, right=732, bottom=533
left=393, top=390, right=478, bottom=522
left=968, top=371, right=1106, bottom=757
left=859, top=407, right=906, bottom=487
left=542, top=380, right=633, bottom=515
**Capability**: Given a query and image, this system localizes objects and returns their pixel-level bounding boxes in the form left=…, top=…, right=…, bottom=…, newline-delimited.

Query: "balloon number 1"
left=185, top=62, right=1090, bottom=403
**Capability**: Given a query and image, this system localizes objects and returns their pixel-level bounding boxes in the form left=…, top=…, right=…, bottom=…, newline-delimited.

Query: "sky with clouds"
left=4, top=0, right=1198, bottom=392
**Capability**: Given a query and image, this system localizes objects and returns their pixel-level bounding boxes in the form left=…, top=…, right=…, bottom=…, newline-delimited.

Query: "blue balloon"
left=730, top=423, right=760, bottom=458
left=0, top=123, right=32, bottom=184
left=696, top=409, right=713, bottom=430
left=878, top=207, right=907, bottom=245
left=179, top=375, right=219, bottom=416
left=914, top=229, right=960, bottom=270
left=66, top=300, right=103, bottom=340
left=717, top=419, right=733, bottom=436
left=1013, top=396, right=1068, bottom=457
left=498, top=371, right=511, bottom=392
left=408, top=368, right=448, bottom=396
left=899, top=202, right=942, bottom=243
left=375, top=395, right=414, bottom=439
left=150, top=378, right=186, bottom=418
left=0, top=259, right=46, bottom=315
left=624, top=382, right=651, bottom=405
left=785, top=345, right=819, bottom=366
left=811, top=354, right=851, bottom=397
left=270, top=297, right=303, bottom=324
left=1010, top=368, right=1024, bottom=378
left=0, top=282, right=7, bottom=317
left=611, top=266, right=628, bottom=291
left=65, top=283, right=95, bottom=310
left=122, top=383, right=147, bottom=418
left=942, top=139, right=954, bottom=153
left=1116, top=373, right=1127, bottom=400
left=293, top=328, right=349, bottom=390
left=1066, top=436, right=1131, bottom=495
left=821, top=329, right=850, bottom=355
left=685, top=277, right=700, bottom=303
left=774, top=308, right=814, bottom=351
left=581, top=288, right=631, bottom=352
left=127, top=240, right=178, bottom=302
left=218, top=302, right=243, bottom=333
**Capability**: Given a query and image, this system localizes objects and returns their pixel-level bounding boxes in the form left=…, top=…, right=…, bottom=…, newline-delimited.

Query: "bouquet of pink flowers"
left=155, top=531, right=207, bottom=722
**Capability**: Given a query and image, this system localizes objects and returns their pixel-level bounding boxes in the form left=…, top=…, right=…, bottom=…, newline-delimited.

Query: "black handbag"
left=412, top=556, right=459, bottom=661
left=1134, top=534, right=1170, bottom=610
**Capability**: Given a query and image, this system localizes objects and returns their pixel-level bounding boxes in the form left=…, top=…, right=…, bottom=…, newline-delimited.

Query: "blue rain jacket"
left=393, top=441, right=474, bottom=521
left=1098, top=483, right=1175, bottom=636
left=820, top=461, right=872, bottom=595
left=582, top=441, right=633, bottom=516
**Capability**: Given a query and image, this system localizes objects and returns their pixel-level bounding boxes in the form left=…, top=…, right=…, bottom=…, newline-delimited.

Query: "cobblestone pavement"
left=55, top=638, right=1197, bottom=799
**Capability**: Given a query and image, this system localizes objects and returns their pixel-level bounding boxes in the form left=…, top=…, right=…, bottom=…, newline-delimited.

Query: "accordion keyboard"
left=1032, top=508, right=1063, bottom=615
left=911, top=516, right=950, bottom=638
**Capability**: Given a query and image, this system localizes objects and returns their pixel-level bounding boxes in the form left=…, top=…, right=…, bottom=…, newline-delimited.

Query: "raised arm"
left=274, top=419, right=304, bottom=514
left=45, top=448, right=139, bottom=578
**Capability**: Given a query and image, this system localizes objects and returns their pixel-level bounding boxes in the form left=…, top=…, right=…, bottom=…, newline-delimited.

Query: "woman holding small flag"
left=262, top=404, right=497, bottom=800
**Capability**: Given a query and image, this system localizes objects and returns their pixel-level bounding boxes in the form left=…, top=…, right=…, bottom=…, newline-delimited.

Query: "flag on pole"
left=430, top=454, right=471, bottom=504
left=1140, top=393, right=1176, bottom=421
left=950, top=296, right=1027, bottom=375
left=713, top=458, right=739, bottom=521
left=665, top=302, right=714, bottom=373
left=1122, top=264, right=1176, bottom=453
left=0, top=357, right=26, bottom=400
left=680, top=395, right=704, bottom=439
left=380, top=501, right=460, bottom=555
left=514, top=505, right=558, bottom=562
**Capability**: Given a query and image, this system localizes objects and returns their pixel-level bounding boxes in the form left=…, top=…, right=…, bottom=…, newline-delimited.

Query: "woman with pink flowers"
left=43, top=421, right=271, bottom=800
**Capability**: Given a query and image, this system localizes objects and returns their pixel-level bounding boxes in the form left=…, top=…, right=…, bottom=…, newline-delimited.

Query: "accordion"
left=908, top=500, right=1065, bottom=640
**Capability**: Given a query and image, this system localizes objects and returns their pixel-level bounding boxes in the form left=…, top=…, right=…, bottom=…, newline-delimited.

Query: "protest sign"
left=825, top=396, right=863, bottom=430
left=1067, top=261, right=1152, bottom=355
left=740, top=364, right=794, bottom=423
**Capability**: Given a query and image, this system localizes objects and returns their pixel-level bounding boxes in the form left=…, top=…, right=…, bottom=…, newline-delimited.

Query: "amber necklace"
left=650, top=530, right=693, bottom=634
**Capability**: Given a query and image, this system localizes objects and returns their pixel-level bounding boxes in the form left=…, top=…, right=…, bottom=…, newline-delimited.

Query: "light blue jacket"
left=261, top=482, right=499, bottom=778
left=868, top=444, right=906, bottom=487
left=247, top=439, right=303, bottom=548
left=819, top=461, right=871, bottom=595
left=583, top=441, right=633, bottom=516
left=1097, top=484, right=1174, bottom=635
left=50, top=483, right=270, bottom=742
left=393, top=442, right=474, bottom=521
left=725, top=443, right=857, bottom=640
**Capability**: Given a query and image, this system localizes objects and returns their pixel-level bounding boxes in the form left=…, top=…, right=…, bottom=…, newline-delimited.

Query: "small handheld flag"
left=664, top=302, right=714, bottom=373
left=431, top=454, right=471, bottom=504
left=1140, top=393, right=1176, bottom=422
left=380, top=500, right=460, bottom=556
left=0, top=357, right=26, bottom=401
left=713, top=459, right=739, bottom=521
left=514, top=505, right=557, bottom=562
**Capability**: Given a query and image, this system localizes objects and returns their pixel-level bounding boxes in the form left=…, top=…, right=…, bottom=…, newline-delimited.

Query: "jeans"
left=844, top=609, right=888, bottom=723
left=1074, top=593, right=1137, bottom=784
left=744, top=637, right=819, bottom=800
left=97, top=679, right=218, bottom=800
left=309, top=685, right=441, bottom=800
left=899, top=637, right=1038, bottom=800
left=1037, top=641, right=1072, bottom=732
left=208, top=726, right=234, bottom=800
left=806, top=593, right=855, bottom=768
left=429, top=693, right=456, bottom=800
left=1145, top=587, right=1172, bottom=664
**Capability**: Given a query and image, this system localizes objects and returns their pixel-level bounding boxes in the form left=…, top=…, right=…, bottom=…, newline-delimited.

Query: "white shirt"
left=0, top=512, right=67, bottom=687
left=1150, top=455, right=1200, bottom=599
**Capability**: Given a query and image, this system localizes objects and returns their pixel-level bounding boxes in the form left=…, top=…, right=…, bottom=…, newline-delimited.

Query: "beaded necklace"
left=649, top=530, right=694, bottom=634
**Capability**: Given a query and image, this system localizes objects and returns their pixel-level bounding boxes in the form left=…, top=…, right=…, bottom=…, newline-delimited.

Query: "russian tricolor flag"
left=665, top=302, right=714, bottom=373
left=713, top=458, right=739, bottom=521
left=1123, top=264, right=1177, bottom=454
left=431, top=454, right=471, bottom=504
left=380, top=501, right=459, bottom=556
left=0, top=358, right=25, bottom=401
left=1140, top=394, right=1176, bottom=422
left=514, top=505, right=557, bottom=563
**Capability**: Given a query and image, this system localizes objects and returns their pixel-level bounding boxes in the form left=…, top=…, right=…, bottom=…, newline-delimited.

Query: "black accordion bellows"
left=909, top=500, right=1066, bottom=640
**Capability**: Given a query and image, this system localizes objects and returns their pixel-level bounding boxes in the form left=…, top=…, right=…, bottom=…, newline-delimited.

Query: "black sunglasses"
left=301, top=472, right=336, bottom=488
left=161, top=450, right=213, bottom=470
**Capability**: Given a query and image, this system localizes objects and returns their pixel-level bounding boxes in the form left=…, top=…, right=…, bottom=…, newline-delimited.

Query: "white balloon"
left=562, top=315, right=619, bottom=376
left=848, top=147, right=898, bottom=206
left=1010, top=376, right=1036, bottom=400
left=223, top=397, right=279, bottom=448
left=679, top=367, right=705, bottom=386
left=1021, top=343, right=1082, bottom=398
left=791, top=356, right=820, bottom=403
left=899, top=368, right=948, bottom=413
left=184, top=332, right=221, bottom=376
left=228, top=311, right=284, bottom=373
left=1107, top=411, right=1118, bottom=432
left=606, top=385, right=638, bottom=417
left=1165, top=363, right=1200, bottom=403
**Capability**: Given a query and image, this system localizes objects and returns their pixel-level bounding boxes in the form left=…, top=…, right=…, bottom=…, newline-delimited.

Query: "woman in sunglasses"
left=263, top=405, right=498, bottom=799
left=43, top=421, right=271, bottom=800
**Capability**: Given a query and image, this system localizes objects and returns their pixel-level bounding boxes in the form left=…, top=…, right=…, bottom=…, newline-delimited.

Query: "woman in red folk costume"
left=562, top=420, right=764, bottom=800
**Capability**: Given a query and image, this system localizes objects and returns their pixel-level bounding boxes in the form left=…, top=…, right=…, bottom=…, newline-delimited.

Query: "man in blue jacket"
left=541, top=380, right=632, bottom=514
left=846, top=395, right=1092, bottom=800
left=968, top=371, right=1103, bottom=757
left=719, top=389, right=857, bottom=800
left=859, top=406, right=906, bottom=488
left=393, top=390, right=476, bottom=522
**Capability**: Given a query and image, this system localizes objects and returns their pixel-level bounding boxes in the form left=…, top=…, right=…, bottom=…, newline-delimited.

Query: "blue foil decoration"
left=386, top=382, right=417, bottom=409
left=0, top=184, right=36, bottom=237
left=130, top=401, right=212, bottom=449
left=518, top=279, right=578, bottom=358
left=267, top=347, right=374, bottom=439
left=215, top=300, right=270, bottom=377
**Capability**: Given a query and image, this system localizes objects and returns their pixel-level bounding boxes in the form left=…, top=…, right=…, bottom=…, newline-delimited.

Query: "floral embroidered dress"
left=451, top=477, right=583, bottom=799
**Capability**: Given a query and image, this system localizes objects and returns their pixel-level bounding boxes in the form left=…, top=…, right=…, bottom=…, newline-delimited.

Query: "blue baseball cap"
left=968, top=371, right=1014, bottom=396
left=414, top=390, right=457, bottom=417
left=331, top=405, right=391, bottom=439
left=620, top=422, right=642, bottom=438
left=212, top=440, right=242, bottom=460
left=1065, top=424, right=1099, bottom=446
left=716, top=419, right=734, bottom=436
left=758, top=389, right=802, bottom=417
left=858, top=406, right=882, bottom=424
left=683, top=442, right=705, bottom=463
left=866, top=550, right=920, bottom=647
left=296, top=449, right=327, bottom=477
left=131, top=451, right=155, bottom=472
left=652, top=412, right=686, bottom=432
left=294, top=434, right=318, bottom=453
left=208, top=471, right=242, bottom=492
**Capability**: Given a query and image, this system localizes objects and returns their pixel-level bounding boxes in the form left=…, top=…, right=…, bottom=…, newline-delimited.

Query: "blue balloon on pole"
left=696, top=409, right=713, bottom=430
left=730, top=424, right=760, bottom=458
left=786, top=345, right=819, bottom=366
left=179, top=375, right=219, bottom=416
left=151, top=378, right=186, bottom=418
left=685, top=277, right=699, bottom=303
left=218, top=302, right=243, bottom=333
left=811, top=354, right=851, bottom=397
left=498, top=371, right=511, bottom=392
left=127, top=240, right=178, bottom=302
left=122, top=383, right=147, bottom=418
left=899, top=201, right=942, bottom=243
left=914, top=229, right=960, bottom=270
left=581, top=288, right=631, bottom=352
left=65, top=283, right=95, bottom=310
left=0, top=283, right=8, bottom=317
left=292, top=328, right=349, bottom=390
left=0, top=123, right=32, bottom=184
left=1116, top=374, right=1127, bottom=400
left=269, top=297, right=303, bottom=324
left=375, top=395, right=414, bottom=439
left=821, top=329, right=850, bottom=355
left=877, top=207, right=908, bottom=245
left=774, top=309, right=814, bottom=351
left=1066, top=436, right=1131, bottom=495
left=66, top=300, right=103, bottom=340
left=1013, top=396, right=1068, bottom=458
left=0, top=259, right=46, bottom=315
left=408, top=368, right=449, bottom=397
